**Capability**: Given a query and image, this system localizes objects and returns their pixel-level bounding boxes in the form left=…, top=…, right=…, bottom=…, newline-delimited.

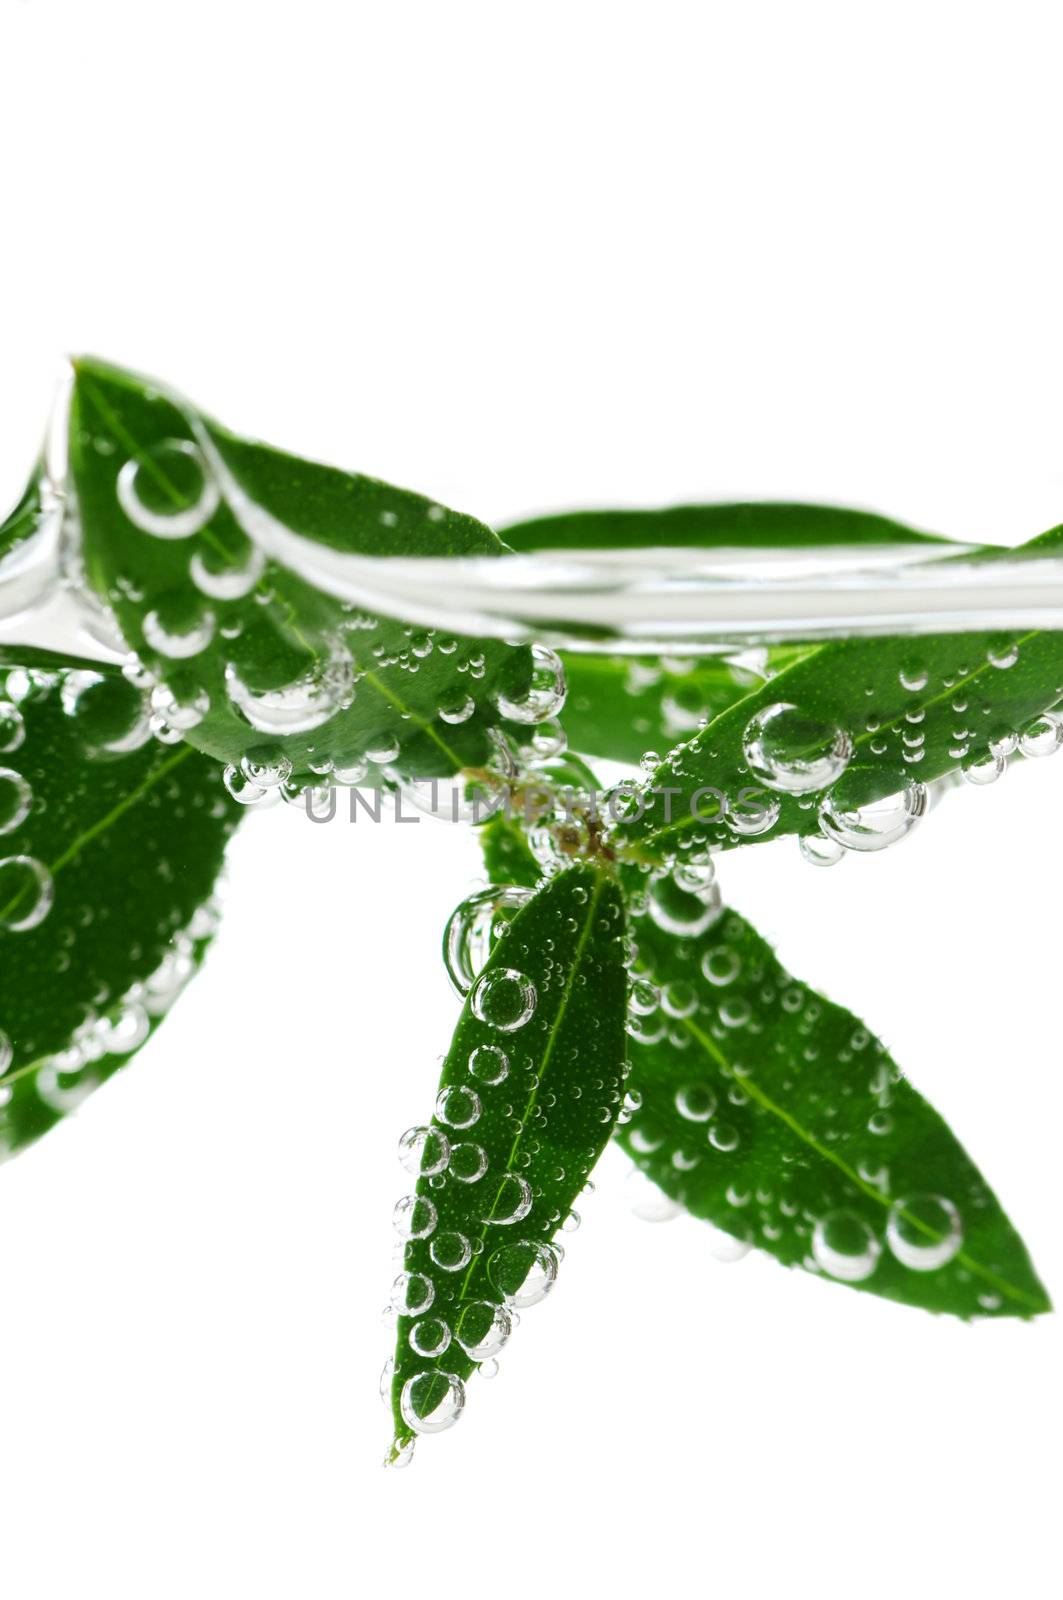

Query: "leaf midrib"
left=640, top=623, right=1046, bottom=851
left=454, top=869, right=608, bottom=1305
left=679, top=1014, right=1045, bottom=1313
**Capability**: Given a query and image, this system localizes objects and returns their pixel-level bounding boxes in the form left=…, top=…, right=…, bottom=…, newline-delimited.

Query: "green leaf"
left=616, top=528, right=1063, bottom=862
left=503, top=502, right=981, bottom=768
left=69, top=358, right=532, bottom=788
left=389, top=862, right=628, bottom=1456
left=0, top=670, right=239, bottom=1161
left=620, top=902, right=1049, bottom=1319
left=556, top=652, right=792, bottom=767
left=502, top=501, right=966, bottom=553
left=0, top=469, right=41, bottom=565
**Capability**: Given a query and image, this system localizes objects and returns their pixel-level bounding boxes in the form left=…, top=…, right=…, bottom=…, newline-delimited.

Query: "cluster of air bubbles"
left=116, top=439, right=220, bottom=539
left=443, top=886, right=533, bottom=997
left=742, top=702, right=853, bottom=795
left=149, top=680, right=210, bottom=738
left=20, top=906, right=212, bottom=1115
left=496, top=644, right=567, bottom=725
left=961, top=746, right=1006, bottom=786
left=222, top=763, right=281, bottom=808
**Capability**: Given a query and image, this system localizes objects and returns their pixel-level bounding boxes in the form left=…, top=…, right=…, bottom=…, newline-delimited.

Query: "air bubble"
left=449, top=1142, right=488, bottom=1183
left=886, top=1193, right=963, bottom=1270
left=1019, top=712, right=1063, bottom=758
left=408, top=1317, right=452, bottom=1357
left=189, top=543, right=266, bottom=600
left=468, top=1043, right=509, bottom=1085
left=397, top=1125, right=451, bottom=1177
left=0, top=769, right=32, bottom=836
left=700, top=947, right=740, bottom=987
left=488, top=1240, right=559, bottom=1306
left=470, top=967, right=537, bottom=1031
left=811, top=1210, right=880, bottom=1281
left=675, top=1084, right=717, bottom=1122
left=116, top=440, right=219, bottom=539
left=0, top=855, right=54, bottom=931
left=742, top=702, right=852, bottom=795
left=391, top=1271, right=435, bottom=1314
left=818, top=767, right=927, bottom=852
left=143, top=607, right=215, bottom=659
left=435, top=1086, right=482, bottom=1129
left=496, top=644, right=567, bottom=724
left=484, top=1173, right=533, bottom=1225
left=961, top=747, right=1006, bottom=786
left=438, top=694, right=475, bottom=725
left=399, top=1371, right=465, bottom=1435
left=648, top=871, right=723, bottom=937
left=392, top=1194, right=438, bottom=1239
left=455, top=1300, right=512, bottom=1360
left=0, top=702, right=26, bottom=754
left=444, top=886, right=533, bottom=998
left=429, top=1231, right=472, bottom=1271
left=799, top=832, right=845, bottom=867
left=224, top=651, right=354, bottom=736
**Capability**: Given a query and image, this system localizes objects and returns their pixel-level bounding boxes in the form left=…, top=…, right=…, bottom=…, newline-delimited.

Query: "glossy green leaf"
left=502, top=501, right=965, bottom=553
left=616, top=525, right=1063, bottom=862
left=389, top=862, right=627, bottom=1456
left=0, top=670, right=239, bottom=1161
left=69, top=358, right=532, bottom=787
left=620, top=904, right=1049, bottom=1319
left=555, top=652, right=794, bottom=767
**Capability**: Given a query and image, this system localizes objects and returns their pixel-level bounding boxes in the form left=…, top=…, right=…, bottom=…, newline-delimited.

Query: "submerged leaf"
left=69, top=358, right=531, bottom=788
left=620, top=902, right=1049, bottom=1318
left=0, top=671, right=239, bottom=1162
left=616, top=526, right=1063, bottom=862
left=389, top=863, right=627, bottom=1454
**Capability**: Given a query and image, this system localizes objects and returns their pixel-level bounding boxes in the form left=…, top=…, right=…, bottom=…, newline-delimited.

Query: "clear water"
left=4, top=370, right=1063, bottom=664
left=8, top=488, right=1063, bottom=664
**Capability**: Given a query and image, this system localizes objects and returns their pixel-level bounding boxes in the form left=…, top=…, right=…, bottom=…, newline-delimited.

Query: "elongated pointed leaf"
left=389, top=862, right=627, bottom=1455
left=502, top=501, right=966, bottom=552
left=0, top=670, right=239, bottom=1162
left=617, top=525, right=1063, bottom=861
left=69, top=358, right=532, bottom=787
left=620, top=904, right=1049, bottom=1318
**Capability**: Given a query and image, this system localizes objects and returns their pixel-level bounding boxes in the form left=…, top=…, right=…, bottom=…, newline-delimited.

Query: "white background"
left=1, top=3, right=1061, bottom=1596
